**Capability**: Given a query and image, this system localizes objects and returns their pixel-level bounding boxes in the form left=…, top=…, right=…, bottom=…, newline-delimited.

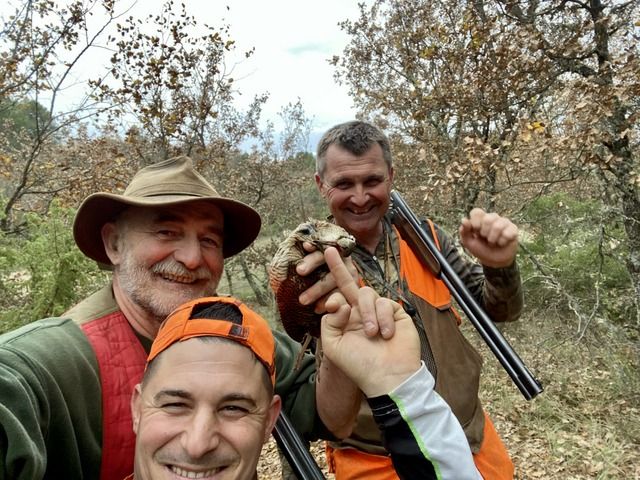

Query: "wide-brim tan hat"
left=73, top=156, right=261, bottom=264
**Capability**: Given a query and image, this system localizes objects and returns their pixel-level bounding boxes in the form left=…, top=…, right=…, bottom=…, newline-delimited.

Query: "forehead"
left=324, top=144, right=389, bottom=180
left=121, top=201, right=224, bottom=229
left=147, top=339, right=269, bottom=398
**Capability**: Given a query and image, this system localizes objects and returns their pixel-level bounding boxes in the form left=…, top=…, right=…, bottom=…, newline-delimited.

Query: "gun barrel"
left=273, top=412, right=325, bottom=480
left=389, top=190, right=543, bottom=400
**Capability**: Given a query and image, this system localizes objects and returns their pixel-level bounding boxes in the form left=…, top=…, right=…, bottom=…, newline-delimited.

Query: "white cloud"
left=203, top=0, right=365, bottom=135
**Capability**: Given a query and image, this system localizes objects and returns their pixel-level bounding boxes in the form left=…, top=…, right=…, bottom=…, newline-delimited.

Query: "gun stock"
left=389, top=190, right=543, bottom=400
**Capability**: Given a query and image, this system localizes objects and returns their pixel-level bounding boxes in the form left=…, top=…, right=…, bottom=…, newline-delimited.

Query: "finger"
left=322, top=303, right=351, bottom=333
left=296, top=250, right=325, bottom=276
left=302, top=241, right=318, bottom=252
left=479, top=212, right=499, bottom=239
left=496, top=221, right=519, bottom=247
left=325, top=247, right=360, bottom=306
left=466, top=208, right=486, bottom=230
left=323, top=290, right=345, bottom=314
left=485, top=216, right=508, bottom=245
left=374, top=297, right=397, bottom=339
left=357, top=287, right=381, bottom=337
left=299, top=272, right=336, bottom=306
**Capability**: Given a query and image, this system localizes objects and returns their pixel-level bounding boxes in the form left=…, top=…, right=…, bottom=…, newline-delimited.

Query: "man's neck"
left=357, top=223, right=385, bottom=255
left=111, top=277, right=161, bottom=340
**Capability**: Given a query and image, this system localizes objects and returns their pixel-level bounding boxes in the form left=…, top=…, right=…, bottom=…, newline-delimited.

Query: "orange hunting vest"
left=328, top=222, right=514, bottom=479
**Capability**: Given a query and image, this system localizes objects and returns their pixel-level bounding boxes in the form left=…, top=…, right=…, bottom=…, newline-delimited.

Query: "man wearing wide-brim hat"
left=0, top=156, right=363, bottom=479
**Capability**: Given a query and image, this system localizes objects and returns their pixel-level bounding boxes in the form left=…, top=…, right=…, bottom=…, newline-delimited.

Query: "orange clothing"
left=329, top=220, right=517, bottom=479
left=327, top=412, right=513, bottom=479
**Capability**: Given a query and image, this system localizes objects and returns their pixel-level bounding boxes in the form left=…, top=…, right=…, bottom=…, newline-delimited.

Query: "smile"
left=348, top=206, right=374, bottom=215
left=169, top=465, right=222, bottom=478
left=158, top=272, right=200, bottom=284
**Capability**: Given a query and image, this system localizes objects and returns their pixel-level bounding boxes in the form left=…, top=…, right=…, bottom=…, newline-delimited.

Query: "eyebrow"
left=154, top=389, right=193, bottom=402
left=151, top=211, right=224, bottom=236
left=153, top=390, right=260, bottom=407
left=330, top=173, right=386, bottom=185
left=220, top=393, right=258, bottom=407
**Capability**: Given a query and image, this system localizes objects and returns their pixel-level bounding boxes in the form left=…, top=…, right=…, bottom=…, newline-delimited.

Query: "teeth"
left=161, top=273, right=195, bottom=284
left=170, top=466, right=219, bottom=478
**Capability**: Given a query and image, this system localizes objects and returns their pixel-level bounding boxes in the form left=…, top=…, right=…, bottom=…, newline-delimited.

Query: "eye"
left=334, top=181, right=352, bottom=190
left=160, top=402, right=188, bottom=411
left=220, top=404, right=250, bottom=418
left=157, top=229, right=179, bottom=237
left=364, top=178, right=383, bottom=188
left=201, top=236, right=222, bottom=248
left=297, top=224, right=315, bottom=236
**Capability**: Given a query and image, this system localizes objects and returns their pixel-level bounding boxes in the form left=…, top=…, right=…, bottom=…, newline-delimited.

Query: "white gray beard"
left=116, top=258, right=218, bottom=323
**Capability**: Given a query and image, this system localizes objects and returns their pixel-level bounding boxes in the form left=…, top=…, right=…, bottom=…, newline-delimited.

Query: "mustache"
left=151, top=259, right=213, bottom=282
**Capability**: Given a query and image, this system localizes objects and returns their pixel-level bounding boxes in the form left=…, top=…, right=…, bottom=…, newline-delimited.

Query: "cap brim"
left=73, top=193, right=261, bottom=264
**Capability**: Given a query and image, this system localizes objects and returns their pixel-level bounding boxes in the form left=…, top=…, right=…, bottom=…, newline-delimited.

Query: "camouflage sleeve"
left=434, top=224, right=523, bottom=323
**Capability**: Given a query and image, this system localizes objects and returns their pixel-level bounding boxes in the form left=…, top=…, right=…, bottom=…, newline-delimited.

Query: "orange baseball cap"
left=148, top=296, right=276, bottom=385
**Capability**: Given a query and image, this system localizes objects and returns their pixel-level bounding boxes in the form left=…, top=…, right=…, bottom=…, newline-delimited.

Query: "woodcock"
left=268, top=219, right=356, bottom=343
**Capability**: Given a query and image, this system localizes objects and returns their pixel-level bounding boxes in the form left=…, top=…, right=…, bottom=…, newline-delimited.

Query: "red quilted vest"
left=81, top=311, right=147, bottom=480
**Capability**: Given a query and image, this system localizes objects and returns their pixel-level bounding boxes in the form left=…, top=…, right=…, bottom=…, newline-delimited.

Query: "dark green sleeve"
left=273, top=329, right=330, bottom=441
left=0, top=318, right=102, bottom=479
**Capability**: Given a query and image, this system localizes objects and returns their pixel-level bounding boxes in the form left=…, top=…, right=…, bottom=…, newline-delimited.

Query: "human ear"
left=314, top=173, right=326, bottom=197
left=264, top=395, right=282, bottom=443
left=101, top=222, right=122, bottom=265
left=131, top=384, right=142, bottom=434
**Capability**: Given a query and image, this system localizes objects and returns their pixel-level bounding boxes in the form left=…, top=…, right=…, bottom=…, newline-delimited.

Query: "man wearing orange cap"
left=127, top=250, right=482, bottom=480
left=129, top=297, right=282, bottom=480
left=0, top=156, right=382, bottom=480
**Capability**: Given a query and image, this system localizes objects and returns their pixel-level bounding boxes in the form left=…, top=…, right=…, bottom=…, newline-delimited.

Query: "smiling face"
left=131, top=338, right=281, bottom=480
left=315, top=143, right=394, bottom=253
left=102, top=201, right=225, bottom=333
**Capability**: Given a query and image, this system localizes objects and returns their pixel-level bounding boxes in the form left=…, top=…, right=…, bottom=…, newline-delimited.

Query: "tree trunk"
left=238, top=254, right=269, bottom=306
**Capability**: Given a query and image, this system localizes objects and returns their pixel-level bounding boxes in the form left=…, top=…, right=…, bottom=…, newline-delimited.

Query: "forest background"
left=0, top=0, right=638, bottom=478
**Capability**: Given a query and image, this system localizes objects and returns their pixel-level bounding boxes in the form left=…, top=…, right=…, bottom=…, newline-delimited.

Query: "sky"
left=204, top=1, right=366, bottom=139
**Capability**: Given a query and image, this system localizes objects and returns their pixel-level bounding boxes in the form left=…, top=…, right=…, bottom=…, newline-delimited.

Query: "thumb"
left=321, top=303, right=351, bottom=339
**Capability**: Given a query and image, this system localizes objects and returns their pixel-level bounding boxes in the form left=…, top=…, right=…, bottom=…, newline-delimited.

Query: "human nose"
left=173, top=235, right=204, bottom=270
left=350, top=184, right=369, bottom=207
left=181, top=411, right=220, bottom=458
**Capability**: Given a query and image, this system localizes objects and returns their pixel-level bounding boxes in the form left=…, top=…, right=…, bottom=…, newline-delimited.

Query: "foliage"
left=0, top=0, right=121, bottom=230
left=90, top=0, right=266, bottom=161
left=518, top=192, right=635, bottom=336
left=0, top=99, right=52, bottom=143
left=0, top=3, right=638, bottom=477
left=0, top=200, right=107, bottom=333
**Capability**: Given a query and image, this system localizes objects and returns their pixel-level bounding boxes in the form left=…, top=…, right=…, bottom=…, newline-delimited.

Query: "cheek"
left=225, top=420, right=269, bottom=457
left=137, top=415, right=181, bottom=453
left=325, top=190, right=349, bottom=209
left=371, top=186, right=391, bottom=206
left=130, top=240, right=173, bottom=267
left=203, top=251, right=224, bottom=276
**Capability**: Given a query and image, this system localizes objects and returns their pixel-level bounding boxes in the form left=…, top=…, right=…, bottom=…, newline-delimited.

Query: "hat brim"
left=73, top=193, right=261, bottom=264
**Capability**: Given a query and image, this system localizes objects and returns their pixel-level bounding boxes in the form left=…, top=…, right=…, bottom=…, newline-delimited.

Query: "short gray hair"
left=315, top=121, right=393, bottom=178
